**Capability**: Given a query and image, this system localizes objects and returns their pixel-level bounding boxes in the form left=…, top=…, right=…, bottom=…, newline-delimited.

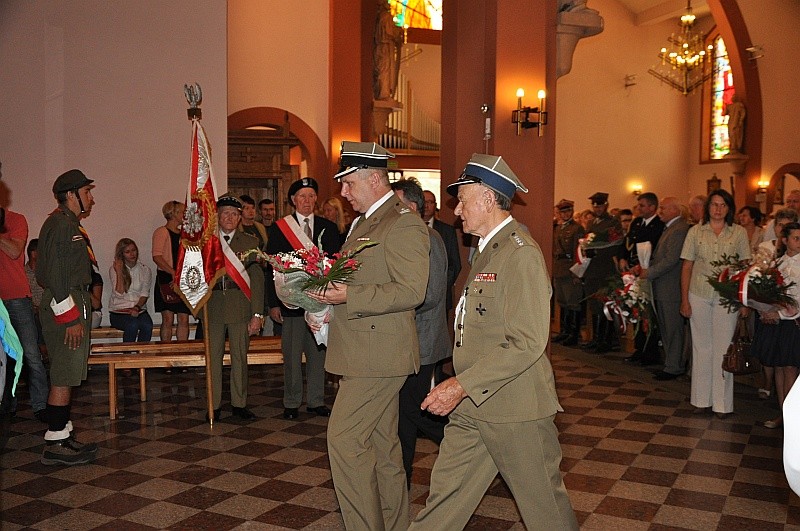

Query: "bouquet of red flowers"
left=707, top=252, right=797, bottom=312
left=593, top=272, right=655, bottom=338
left=570, top=227, right=624, bottom=278
left=243, top=236, right=377, bottom=345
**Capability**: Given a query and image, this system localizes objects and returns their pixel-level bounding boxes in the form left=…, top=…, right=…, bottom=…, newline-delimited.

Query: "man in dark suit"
left=392, top=179, right=450, bottom=489
left=619, top=192, right=665, bottom=365
left=207, top=194, right=265, bottom=422
left=641, top=197, right=690, bottom=379
left=265, top=177, right=341, bottom=420
left=307, top=142, right=429, bottom=530
left=423, top=190, right=461, bottom=311
left=581, top=192, right=623, bottom=353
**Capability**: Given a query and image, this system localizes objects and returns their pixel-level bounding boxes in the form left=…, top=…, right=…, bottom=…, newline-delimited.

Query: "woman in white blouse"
left=109, top=238, right=153, bottom=342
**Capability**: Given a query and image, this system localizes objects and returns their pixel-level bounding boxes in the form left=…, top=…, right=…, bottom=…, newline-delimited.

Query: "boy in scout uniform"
left=409, top=154, right=578, bottom=530
left=308, top=141, right=429, bottom=530
left=37, top=169, right=99, bottom=465
left=552, top=198, right=584, bottom=346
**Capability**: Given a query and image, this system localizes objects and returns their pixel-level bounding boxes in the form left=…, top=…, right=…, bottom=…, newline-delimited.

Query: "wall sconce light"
left=631, top=184, right=643, bottom=196
left=512, top=88, right=547, bottom=137
left=756, top=178, right=770, bottom=206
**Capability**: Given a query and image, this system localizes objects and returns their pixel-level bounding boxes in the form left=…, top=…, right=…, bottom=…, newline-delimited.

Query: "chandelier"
left=647, top=0, right=713, bottom=95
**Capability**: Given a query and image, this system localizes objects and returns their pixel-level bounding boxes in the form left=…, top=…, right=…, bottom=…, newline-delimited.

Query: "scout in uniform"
left=37, top=169, right=99, bottom=465
left=552, top=198, right=585, bottom=346
left=409, top=154, right=578, bottom=530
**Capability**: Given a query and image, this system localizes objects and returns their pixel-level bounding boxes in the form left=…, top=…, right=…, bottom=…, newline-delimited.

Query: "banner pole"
left=202, top=304, right=214, bottom=426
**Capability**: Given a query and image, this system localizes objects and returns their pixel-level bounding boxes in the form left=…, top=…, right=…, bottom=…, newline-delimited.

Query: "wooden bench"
left=89, top=336, right=283, bottom=419
left=91, top=324, right=199, bottom=341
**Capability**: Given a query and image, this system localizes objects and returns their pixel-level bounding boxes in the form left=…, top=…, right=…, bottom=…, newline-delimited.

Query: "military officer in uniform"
left=581, top=192, right=623, bottom=353
left=308, top=141, right=429, bottom=530
left=409, top=154, right=577, bottom=530
left=37, top=169, right=99, bottom=465
left=206, top=194, right=265, bottom=422
left=552, top=198, right=584, bottom=346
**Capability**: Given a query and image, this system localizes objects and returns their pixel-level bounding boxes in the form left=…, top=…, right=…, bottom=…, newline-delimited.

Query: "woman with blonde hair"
left=321, top=196, right=348, bottom=245
left=152, top=200, right=190, bottom=343
left=109, top=238, right=153, bottom=342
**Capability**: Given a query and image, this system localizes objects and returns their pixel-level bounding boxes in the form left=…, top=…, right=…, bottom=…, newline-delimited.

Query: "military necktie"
left=303, top=217, right=312, bottom=239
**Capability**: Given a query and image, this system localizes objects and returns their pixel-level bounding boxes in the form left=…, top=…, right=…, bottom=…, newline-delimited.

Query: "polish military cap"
left=556, top=199, right=575, bottom=211
left=447, top=154, right=528, bottom=200
left=334, top=141, right=395, bottom=179
left=53, top=169, right=94, bottom=194
left=217, top=193, right=243, bottom=210
left=589, top=192, right=609, bottom=206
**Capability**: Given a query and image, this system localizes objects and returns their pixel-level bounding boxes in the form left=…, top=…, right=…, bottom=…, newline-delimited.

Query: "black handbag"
left=722, top=317, right=761, bottom=375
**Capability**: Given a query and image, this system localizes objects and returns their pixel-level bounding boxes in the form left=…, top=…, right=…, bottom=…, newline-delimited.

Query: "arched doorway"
left=228, top=107, right=328, bottom=217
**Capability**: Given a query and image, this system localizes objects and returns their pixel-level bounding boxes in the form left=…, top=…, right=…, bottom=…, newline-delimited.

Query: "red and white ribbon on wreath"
left=603, top=300, right=627, bottom=333
left=737, top=266, right=754, bottom=307
left=576, top=241, right=588, bottom=265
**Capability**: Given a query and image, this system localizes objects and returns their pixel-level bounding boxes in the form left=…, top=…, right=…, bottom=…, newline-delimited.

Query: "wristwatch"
left=253, top=313, right=265, bottom=326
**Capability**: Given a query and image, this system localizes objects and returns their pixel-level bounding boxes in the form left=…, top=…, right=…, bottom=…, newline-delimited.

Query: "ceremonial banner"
left=175, top=119, right=225, bottom=314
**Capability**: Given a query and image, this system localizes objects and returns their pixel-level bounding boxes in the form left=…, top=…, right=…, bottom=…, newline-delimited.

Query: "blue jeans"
left=110, top=311, right=153, bottom=342
left=4, top=297, right=49, bottom=412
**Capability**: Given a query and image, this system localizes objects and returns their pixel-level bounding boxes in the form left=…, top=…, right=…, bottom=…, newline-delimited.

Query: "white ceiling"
left=612, top=0, right=711, bottom=26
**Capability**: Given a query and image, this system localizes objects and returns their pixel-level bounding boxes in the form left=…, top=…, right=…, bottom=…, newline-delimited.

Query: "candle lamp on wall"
left=756, top=178, right=770, bottom=210
left=631, top=184, right=643, bottom=196
left=511, top=88, right=547, bottom=137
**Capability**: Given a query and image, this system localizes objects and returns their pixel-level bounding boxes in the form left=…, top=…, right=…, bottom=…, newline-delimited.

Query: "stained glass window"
left=388, top=0, right=442, bottom=30
left=710, top=36, right=734, bottom=160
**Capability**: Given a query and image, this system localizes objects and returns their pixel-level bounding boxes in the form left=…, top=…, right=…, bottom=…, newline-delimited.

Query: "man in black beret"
left=265, top=178, right=340, bottom=420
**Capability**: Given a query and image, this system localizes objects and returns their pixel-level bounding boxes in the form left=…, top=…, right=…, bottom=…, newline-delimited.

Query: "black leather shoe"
left=561, top=335, right=579, bottom=347
left=205, top=408, right=222, bottom=422
left=593, top=342, right=611, bottom=354
left=231, top=407, right=256, bottom=421
left=640, top=357, right=660, bottom=366
left=654, top=371, right=681, bottom=381
left=307, top=405, right=331, bottom=417
left=283, top=407, right=299, bottom=420
left=624, top=352, right=643, bottom=363
left=551, top=332, right=568, bottom=343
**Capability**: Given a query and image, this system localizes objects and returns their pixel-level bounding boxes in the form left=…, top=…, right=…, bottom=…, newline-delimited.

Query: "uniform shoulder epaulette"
left=510, top=230, right=532, bottom=247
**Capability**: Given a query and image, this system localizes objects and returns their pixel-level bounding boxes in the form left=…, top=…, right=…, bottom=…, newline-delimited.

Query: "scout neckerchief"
left=78, top=224, right=99, bottom=273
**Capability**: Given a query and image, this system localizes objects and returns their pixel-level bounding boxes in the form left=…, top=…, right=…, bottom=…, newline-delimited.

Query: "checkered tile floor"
left=2, top=344, right=798, bottom=529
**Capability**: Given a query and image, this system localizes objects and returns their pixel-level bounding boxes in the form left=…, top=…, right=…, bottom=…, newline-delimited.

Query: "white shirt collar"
left=364, top=190, right=395, bottom=220
left=426, top=217, right=434, bottom=228
left=220, top=229, right=236, bottom=239
left=665, top=216, right=679, bottom=228
left=643, top=214, right=657, bottom=226
left=478, top=216, right=514, bottom=252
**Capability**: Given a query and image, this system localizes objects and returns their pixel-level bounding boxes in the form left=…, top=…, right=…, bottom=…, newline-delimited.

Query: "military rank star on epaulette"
left=512, top=233, right=524, bottom=246
left=399, top=207, right=410, bottom=214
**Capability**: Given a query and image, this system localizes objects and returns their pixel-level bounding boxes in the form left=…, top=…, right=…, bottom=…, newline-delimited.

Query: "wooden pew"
left=89, top=336, right=283, bottom=419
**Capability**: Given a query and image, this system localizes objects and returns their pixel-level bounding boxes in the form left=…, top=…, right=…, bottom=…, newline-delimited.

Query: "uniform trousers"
left=328, top=374, right=408, bottom=530
left=655, top=298, right=686, bottom=375
left=688, top=292, right=736, bottom=413
left=410, top=410, right=578, bottom=530
left=208, top=319, right=250, bottom=409
left=281, top=315, right=326, bottom=409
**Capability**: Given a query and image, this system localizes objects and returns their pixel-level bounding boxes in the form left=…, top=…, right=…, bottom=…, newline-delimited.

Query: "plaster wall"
left=0, top=1, right=227, bottom=322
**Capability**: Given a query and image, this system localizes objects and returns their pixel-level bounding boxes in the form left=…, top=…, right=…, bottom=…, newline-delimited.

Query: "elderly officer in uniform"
left=308, top=141, right=429, bottom=530
left=552, top=199, right=584, bottom=347
left=206, top=194, right=265, bottom=422
left=410, top=154, right=577, bottom=530
left=265, top=177, right=341, bottom=420
left=37, top=169, right=99, bottom=465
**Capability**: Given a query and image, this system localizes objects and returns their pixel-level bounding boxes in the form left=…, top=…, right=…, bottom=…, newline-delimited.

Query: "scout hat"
left=287, top=177, right=319, bottom=207
left=556, top=199, right=574, bottom=211
left=217, top=193, right=243, bottom=210
left=446, top=154, right=528, bottom=199
left=589, top=192, right=609, bottom=205
left=334, top=141, right=395, bottom=179
left=53, top=169, right=93, bottom=194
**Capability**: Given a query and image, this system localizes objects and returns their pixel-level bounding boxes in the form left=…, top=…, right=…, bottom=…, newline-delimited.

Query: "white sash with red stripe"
left=275, top=215, right=315, bottom=251
left=219, top=232, right=251, bottom=299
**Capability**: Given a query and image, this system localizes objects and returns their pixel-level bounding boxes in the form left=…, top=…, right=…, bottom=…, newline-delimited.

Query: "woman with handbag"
left=752, top=222, right=800, bottom=429
left=152, top=201, right=191, bottom=344
left=680, top=190, right=751, bottom=419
